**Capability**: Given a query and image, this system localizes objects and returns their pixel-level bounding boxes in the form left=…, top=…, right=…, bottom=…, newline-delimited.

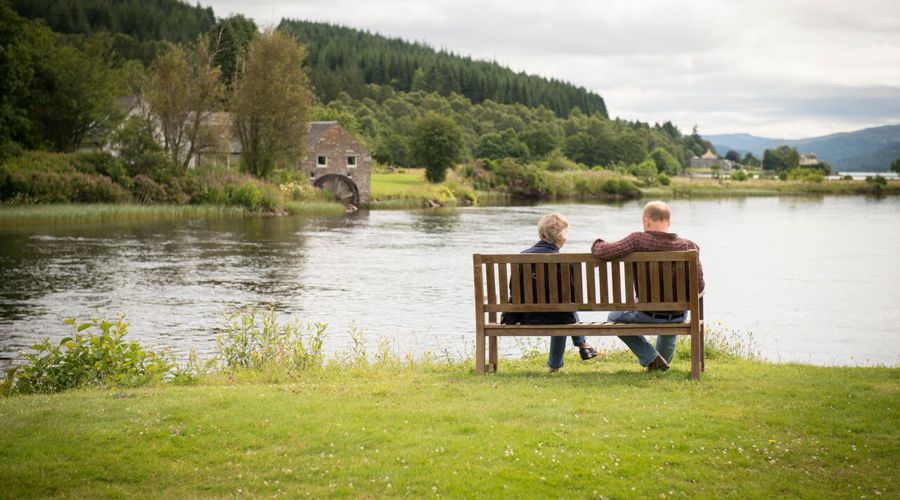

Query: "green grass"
left=646, top=177, right=900, bottom=197
left=0, top=201, right=348, bottom=226
left=283, top=201, right=346, bottom=216
left=371, top=170, right=429, bottom=197
left=0, top=204, right=247, bottom=226
left=1, top=353, right=897, bottom=499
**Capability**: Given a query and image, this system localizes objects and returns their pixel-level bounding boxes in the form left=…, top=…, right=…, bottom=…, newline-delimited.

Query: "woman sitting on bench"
left=501, top=213, right=599, bottom=372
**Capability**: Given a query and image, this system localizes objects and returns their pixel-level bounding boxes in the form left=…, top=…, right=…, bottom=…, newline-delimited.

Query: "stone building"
left=799, top=152, right=818, bottom=166
left=690, top=149, right=719, bottom=169
left=301, top=121, right=371, bottom=206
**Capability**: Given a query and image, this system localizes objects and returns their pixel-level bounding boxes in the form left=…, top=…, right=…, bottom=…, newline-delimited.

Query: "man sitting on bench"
left=590, top=201, right=706, bottom=372
left=501, top=213, right=600, bottom=372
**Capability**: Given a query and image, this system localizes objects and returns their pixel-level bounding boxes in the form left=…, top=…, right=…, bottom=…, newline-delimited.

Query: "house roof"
left=701, top=149, right=717, bottom=159
left=305, top=121, right=340, bottom=147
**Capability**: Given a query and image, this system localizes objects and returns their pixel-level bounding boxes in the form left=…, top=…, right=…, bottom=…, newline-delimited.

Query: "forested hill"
left=9, top=0, right=215, bottom=44
left=278, top=20, right=607, bottom=119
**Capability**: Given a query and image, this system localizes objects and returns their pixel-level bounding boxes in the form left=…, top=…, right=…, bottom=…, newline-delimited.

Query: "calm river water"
left=1, top=196, right=899, bottom=366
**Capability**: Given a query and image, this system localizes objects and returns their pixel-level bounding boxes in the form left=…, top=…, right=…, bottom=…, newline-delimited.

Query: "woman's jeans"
left=608, top=310, right=685, bottom=366
left=548, top=335, right=586, bottom=368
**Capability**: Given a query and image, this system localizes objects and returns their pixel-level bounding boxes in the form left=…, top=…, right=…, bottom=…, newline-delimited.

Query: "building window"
left=347, top=155, right=358, bottom=168
left=309, top=172, right=316, bottom=180
left=317, top=155, right=327, bottom=168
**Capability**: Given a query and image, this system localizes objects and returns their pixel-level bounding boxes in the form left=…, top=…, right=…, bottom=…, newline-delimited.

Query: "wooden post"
left=688, top=251, right=701, bottom=381
left=474, top=254, right=486, bottom=375
left=489, top=336, right=498, bottom=373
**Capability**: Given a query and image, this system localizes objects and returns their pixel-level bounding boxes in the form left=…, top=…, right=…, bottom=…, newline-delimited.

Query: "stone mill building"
left=301, top=121, right=371, bottom=206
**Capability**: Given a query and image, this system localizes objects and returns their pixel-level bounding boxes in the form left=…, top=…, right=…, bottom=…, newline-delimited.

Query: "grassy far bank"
left=0, top=201, right=345, bottom=227
left=644, top=175, right=900, bottom=197
left=1, top=354, right=898, bottom=499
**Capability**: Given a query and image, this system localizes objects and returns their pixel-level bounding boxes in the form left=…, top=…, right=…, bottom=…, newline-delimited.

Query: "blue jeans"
left=547, top=313, right=584, bottom=369
left=548, top=335, right=586, bottom=369
left=608, top=310, right=685, bottom=367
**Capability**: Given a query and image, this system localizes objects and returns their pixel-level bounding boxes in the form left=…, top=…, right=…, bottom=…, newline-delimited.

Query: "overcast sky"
left=200, top=0, right=900, bottom=139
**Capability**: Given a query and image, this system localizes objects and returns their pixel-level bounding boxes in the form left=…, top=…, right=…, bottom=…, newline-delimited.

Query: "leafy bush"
left=658, top=172, right=672, bottom=185
left=133, top=174, right=169, bottom=204
left=627, top=159, right=658, bottom=183
left=2, top=316, right=173, bottom=396
left=729, top=170, right=748, bottom=181
left=495, top=159, right=550, bottom=198
left=545, top=152, right=579, bottom=172
left=788, top=168, right=824, bottom=183
left=216, top=306, right=327, bottom=371
left=231, top=179, right=264, bottom=209
left=601, top=177, right=640, bottom=197
left=842, top=175, right=853, bottom=180
left=0, top=152, right=133, bottom=203
left=443, top=181, right=477, bottom=204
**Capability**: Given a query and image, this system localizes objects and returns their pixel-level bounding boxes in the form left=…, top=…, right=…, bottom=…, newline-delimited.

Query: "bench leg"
left=690, top=332, right=701, bottom=381
left=700, top=328, right=706, bottom=372
left=476, top=327, right=485, bottom=375
left=488, top=336, right=498, bottom=373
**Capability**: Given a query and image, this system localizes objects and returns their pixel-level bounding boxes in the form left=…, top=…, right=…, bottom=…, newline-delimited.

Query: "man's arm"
left=591, top=233, right=639, bottom=260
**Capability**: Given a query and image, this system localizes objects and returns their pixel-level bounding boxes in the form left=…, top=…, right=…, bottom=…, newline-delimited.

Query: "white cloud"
left=200, top=0, right=900, bottom=139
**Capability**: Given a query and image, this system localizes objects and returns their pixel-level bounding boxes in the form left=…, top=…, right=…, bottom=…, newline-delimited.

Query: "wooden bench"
left=472, top=251, right=706, bottom=379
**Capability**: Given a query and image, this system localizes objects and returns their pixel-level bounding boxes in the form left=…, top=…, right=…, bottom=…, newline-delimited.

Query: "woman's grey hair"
left=538, top=213, right=569, bottom=244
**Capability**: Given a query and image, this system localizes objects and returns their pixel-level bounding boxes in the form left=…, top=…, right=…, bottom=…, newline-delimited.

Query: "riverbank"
left=0, top=201, right=345, bottom=226
left=645, top=176, right=900, bottom=197
left=1, top=354, right=897, bottom=498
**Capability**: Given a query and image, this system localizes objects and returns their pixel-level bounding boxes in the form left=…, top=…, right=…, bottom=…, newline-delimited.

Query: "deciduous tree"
left=410, top=113, right=464, bottom=183
left=145, top=40, right=225, bottom=172
left=231, top=28, right=310, bottom=178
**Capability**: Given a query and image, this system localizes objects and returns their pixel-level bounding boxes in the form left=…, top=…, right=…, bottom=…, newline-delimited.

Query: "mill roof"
left=305, top=121, right=340, bottom=147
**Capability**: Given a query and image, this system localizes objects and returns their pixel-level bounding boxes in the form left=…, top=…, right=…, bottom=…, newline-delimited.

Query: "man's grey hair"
left=538, top=213, right=569, bottom=244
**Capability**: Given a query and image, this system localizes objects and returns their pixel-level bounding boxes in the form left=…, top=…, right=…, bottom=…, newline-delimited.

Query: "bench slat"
left=650, top=262, right=660, bottom=303
left=573, top=262, right=583, bottom=304
left=599, top=262, right=609, bottom=304
left=623, top=261, right=634, bottom=304
left=611, top=261, right=622, bottom=303
left=676, top=261, right=686, bottom=303
left=561, top=262, right=572, bottom=303
left=536, top=262, right=546, bottom=303
left=510, top=262, right=521, bottom=304
left=663, top=261, right=674, bottom=302
left=524, top=264, right=534, bottom=304
left=499, top=262, right=509, bottom=305
left=586, top=263, right=597, bottom=304
left=636, top=263, right=647, bottom=303
left=548, top=262, right=559, bottom=303
left=485, top=262, right=497, bottom=304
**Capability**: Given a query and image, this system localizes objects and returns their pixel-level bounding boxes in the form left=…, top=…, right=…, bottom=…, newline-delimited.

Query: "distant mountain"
left=705, top=125, right=900, bottom=171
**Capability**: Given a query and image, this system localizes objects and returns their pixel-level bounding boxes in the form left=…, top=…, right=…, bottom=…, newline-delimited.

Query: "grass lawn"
left=2, top=353, right=897, bottom=499
left=371, top=169, right=429, bottom=198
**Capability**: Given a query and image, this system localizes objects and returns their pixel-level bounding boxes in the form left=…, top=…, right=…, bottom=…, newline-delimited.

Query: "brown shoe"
left=548, top=366, right=560, bottom=373
left=646, top=354, right=670, bottom=372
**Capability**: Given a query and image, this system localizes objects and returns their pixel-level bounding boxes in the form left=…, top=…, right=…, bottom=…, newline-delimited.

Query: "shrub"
left=729, top=170, right=748, bottom=182
left=778, top=171, right=788, bottom=181
left=231, top=179, right=264, bottom=209
left=133, top=174, right=169, bottom=204
left=842, top=174, right=853, bottom=180
left=628, top=159, right=658, bottom=183
left=788, top=168, right=824, bottom=183
left=601, top=177, right=640, bottom=197
left=658, top=172, right=672, bottom=185
left=495, top=159, right=550, bottom=198
left=545, top=152, right=579, bottom=172
left=0, top=152, right=132, bottom=204
left=216, top=306, right=327, bottom=371
left=2, top=316, right=174, bottom=396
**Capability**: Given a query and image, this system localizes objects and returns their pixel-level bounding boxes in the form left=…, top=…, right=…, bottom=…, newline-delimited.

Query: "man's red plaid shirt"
left=591, top=230, right=705, bottom=292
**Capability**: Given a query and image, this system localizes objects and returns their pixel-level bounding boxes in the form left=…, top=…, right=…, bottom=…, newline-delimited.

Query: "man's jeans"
left=608, top=310, right=685, bottom=367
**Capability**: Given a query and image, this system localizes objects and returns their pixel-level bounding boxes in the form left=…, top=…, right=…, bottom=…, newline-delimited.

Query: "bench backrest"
left=473, top=251, right=701, bottom=315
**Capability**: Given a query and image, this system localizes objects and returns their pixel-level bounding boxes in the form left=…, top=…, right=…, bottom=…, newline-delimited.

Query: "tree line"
left=278, top=19, right=608, bottom=119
